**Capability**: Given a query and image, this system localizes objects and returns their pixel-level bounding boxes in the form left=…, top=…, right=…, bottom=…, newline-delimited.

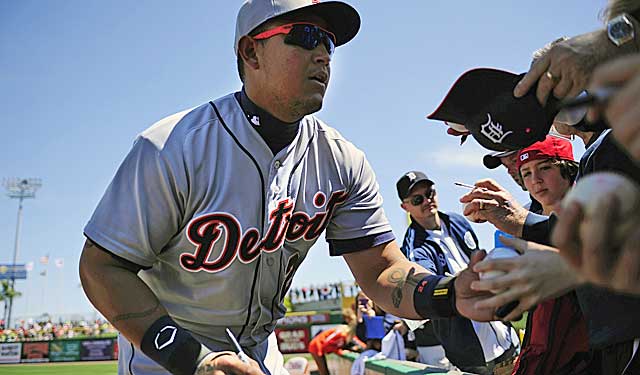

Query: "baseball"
left=561, top=172, right=640, bottom=246
left=479, top=247, right=521, bottom=293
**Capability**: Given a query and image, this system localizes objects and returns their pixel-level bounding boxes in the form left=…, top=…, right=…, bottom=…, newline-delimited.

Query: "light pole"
left=2, top=178, right=42, bottom=328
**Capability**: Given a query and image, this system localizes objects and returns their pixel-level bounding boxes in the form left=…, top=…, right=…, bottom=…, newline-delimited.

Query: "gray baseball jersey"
left=84, top=93, right=393, bottom=370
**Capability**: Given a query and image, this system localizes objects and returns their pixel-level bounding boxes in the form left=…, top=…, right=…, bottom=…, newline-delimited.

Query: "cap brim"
left=482, top=150, right=517, bottom=169
left=482, top=155, right=502, bottom=169
left=427, top=68, right=521, bottom=125
left=284, top=1, right=360, bottom=46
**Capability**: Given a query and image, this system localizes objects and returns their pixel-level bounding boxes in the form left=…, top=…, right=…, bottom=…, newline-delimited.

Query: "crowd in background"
left=0, top=318, right=116, bottom=342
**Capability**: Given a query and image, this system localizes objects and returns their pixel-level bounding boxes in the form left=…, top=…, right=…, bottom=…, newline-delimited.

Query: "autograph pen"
left=454, top=182, right=476, bottom=189
left=225, top=328, right=250, bottom=364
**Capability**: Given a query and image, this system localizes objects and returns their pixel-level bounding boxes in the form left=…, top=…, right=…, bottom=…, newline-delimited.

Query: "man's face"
left=251, top=14, right=332, bottom=120
left=500, top=153, right=525, bottom=189
left=400, top=182, right=438, bottom=222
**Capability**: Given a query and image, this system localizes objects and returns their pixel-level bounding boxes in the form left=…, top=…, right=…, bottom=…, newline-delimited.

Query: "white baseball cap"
left=234, top=0, right=360, bottom=54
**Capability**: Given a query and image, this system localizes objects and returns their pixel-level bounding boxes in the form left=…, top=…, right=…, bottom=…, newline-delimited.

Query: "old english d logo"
left=480, top=113, right=513, bottom=144
left=155, top=325, right=177, bottom=350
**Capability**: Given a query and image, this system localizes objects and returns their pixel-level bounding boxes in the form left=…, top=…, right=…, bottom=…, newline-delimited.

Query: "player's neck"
left=244, top=85, right=301, bottom=123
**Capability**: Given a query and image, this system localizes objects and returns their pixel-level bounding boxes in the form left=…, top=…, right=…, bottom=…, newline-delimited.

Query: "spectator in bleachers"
left=397, top=171, right=519, bottom=374
left=0, top=318, right=116, bottom=342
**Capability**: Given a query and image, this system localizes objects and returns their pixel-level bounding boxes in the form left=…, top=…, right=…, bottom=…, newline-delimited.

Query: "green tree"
left=0, top=281, right=21, bottom=326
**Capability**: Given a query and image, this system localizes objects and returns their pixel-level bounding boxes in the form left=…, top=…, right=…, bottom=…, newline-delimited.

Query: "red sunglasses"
left=252, top=22, right=336, bottom=55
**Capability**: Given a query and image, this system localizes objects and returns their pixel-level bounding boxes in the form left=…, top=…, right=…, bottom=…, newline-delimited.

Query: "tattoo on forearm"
left=112, top=300, right=160, bottom=322
left=389, top=267, right=416, bottom=308
left=389, top=267, right=428, bottom=309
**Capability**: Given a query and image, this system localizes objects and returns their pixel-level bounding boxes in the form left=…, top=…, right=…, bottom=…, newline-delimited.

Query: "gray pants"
left=117, top=332, right=287, bottom=375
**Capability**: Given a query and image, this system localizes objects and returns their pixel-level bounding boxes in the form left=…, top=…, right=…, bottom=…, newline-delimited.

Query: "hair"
left=551, top=159, right=580, bottom=184
left=519, top=158, right=579, bottom=184
left=601, top=0, right=640, bottom=22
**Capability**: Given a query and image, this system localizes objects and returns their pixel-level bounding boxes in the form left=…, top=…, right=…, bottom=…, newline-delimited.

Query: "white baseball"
left=479, top=247, right=521, bottom=293
left=561, top=172, right=640, bottom=246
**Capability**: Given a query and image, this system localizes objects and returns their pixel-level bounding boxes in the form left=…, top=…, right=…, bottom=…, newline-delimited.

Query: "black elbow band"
left=413, top=275, right=458, bottom=319
left=140, top=315, right=210, bottom=375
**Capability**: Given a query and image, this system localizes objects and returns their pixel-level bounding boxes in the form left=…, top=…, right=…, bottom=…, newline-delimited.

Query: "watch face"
left=608, top=15, right=635, bottom=46
left=611, top=21, right=633, bottom=39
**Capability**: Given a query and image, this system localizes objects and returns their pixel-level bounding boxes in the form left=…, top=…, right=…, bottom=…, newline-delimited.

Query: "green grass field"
left=0, top=361, right=117, bottom=374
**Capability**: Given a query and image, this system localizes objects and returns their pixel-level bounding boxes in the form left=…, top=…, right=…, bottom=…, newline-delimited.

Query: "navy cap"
left=428, top=68, right=558, bottom=151
left=396, top=171, right=433, bottom=200
left=482, top=150, right=518, bottom=169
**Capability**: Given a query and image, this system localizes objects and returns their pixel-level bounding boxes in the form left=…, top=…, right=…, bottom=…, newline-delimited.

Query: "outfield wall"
left=0, top=337, right=117, bottom=364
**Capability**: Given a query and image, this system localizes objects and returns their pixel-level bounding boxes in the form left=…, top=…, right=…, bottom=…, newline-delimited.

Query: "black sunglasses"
left=406, top=188, right=436, bottom=206
left=253, top=23, right=336, bottom=55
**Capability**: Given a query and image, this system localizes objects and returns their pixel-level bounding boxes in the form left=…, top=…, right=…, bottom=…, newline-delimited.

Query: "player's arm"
left=79, top=239, right=166, bottom=345
left=343, top=241, right=497, bottom=322
left=79, top=239, right=262, bottom=375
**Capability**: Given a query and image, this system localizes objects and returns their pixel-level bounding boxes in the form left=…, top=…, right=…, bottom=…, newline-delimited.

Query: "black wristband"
left=413, top=275, right=458, bottom=319
left=140, top=315, right=210, bottom=375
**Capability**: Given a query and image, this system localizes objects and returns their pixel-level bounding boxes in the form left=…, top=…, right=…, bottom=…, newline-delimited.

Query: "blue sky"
left=0, top=0, right=604, bottom=320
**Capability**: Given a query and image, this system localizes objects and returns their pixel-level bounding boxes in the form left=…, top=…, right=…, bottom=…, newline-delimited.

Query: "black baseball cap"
left=396, top=171, right=433, bottom=200
left=482, top=150, right=518, bottom=169
left=428, top=68, right=558, bottom=151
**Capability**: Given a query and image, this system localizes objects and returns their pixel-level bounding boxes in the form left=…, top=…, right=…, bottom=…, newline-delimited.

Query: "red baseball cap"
left=516, top=135, right=574, bottom=171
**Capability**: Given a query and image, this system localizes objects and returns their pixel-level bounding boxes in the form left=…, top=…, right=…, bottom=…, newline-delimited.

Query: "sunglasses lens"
left=285, top=24, right=335, bottom=55
left=411, top=195, right=424, bottom=206
left=409, top=188, right=435, bottom=206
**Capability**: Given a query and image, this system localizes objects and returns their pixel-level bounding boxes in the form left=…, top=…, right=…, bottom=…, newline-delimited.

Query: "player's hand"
left=552, top=197, right=640, bottom=295
left=513, top=30, right=607, bottom=105
left=470, top=236, right=584, bottom=321
left=454, top=250, right=498, bottom=322
left=195, top=351, right=264, bottom=375
left=586, top=53, right=640, bottom=161
left=459, top=179, right=529, bottom=237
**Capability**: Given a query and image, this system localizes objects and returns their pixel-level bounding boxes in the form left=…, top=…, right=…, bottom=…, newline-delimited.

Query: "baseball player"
left=79, top=1, right=493, bottom=374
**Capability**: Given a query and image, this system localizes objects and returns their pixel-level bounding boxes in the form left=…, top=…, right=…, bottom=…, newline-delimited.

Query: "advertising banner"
left=0, top=264, right=27, bottom=280
left=0, top=343, right=22, bottom=364
left=21, top=342, right=49, bottom=363
left=49, top=340, right=81, bottom=362
left=80, top=339, right=114, bottom=361
left=275, top=328, right=309, bottom=354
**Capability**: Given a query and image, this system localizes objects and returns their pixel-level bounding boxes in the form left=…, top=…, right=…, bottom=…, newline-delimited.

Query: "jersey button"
left=274, top=160, right=282, bottom=169
left=266, top=258, right=274, bottom=266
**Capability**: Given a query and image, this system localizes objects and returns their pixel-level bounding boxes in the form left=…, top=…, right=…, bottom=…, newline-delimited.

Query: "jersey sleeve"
left=325, top=149, right=394, bottom=255
left=83, top=135, right=187, bottom=267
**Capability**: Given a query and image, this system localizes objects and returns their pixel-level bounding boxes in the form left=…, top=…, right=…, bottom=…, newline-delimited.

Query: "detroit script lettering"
left=179, top=191, right=348, bottom=272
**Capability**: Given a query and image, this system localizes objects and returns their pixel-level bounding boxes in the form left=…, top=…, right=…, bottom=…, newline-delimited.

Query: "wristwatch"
left=607, top=14, right=635, bottom=47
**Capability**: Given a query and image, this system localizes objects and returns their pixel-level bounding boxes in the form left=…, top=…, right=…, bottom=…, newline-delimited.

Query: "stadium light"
left=3, top=178, right=42, bottom=328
